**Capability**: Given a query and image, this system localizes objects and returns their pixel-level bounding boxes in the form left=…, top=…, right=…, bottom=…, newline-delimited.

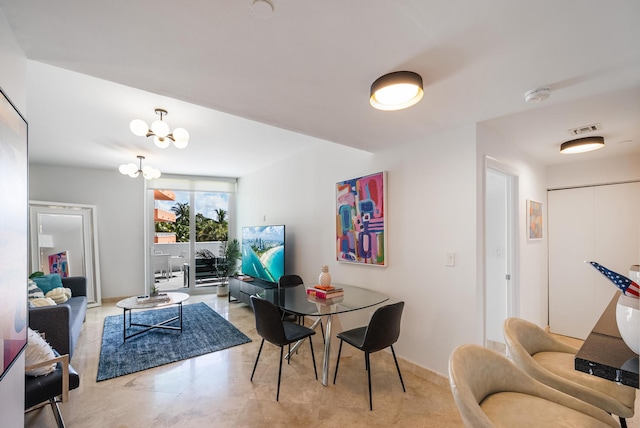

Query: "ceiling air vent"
left=568, top=123, right=602, bottom=136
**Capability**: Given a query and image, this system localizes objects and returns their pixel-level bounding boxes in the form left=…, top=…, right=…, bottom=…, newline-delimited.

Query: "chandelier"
left=119, top=155, right=161, bottom=179
left=130, top=109, right=189, bottom=149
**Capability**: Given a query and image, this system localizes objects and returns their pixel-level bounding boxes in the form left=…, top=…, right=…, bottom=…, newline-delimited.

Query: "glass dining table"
left=258, top=283, right=389, bottom=386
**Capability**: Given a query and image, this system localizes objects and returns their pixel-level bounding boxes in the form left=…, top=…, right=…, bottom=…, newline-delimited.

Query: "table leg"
left=122, top=303, right=183, bottom=342
left=322, top=314, right=333, bottom=386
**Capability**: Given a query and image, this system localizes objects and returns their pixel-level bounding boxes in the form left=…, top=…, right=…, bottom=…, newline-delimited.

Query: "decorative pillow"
left=25, top=328, right=57, bottom=376
left=46, top=287, right=72, bottom=304
left=31, top=274, right=64, bottom=294
left=27, top=280, right=45, bottom=299
left=29, top=297, right=57, bottom=307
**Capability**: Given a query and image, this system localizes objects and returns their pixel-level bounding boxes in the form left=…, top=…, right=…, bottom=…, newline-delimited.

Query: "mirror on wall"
left=29, top=201, right=102, bottom=307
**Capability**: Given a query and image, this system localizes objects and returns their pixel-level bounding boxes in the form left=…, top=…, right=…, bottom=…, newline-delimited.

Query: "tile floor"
left=25, top=293, right=464, bottom=427
left=24, top=293, right=637, bottom=427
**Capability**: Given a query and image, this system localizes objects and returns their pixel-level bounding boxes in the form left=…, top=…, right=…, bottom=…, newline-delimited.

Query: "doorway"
left=484, top=161, right=518, bottom=352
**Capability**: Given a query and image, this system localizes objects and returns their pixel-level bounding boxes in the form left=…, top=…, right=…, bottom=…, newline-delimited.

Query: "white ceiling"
left=2, top=0, right=639, bottom=177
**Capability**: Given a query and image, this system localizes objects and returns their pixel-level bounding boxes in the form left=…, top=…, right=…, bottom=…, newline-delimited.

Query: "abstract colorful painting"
left=49, top=251, right=70, bottom=277
left=527, top=199, right=543, bottom=240
left=336, top=171, right=387, bottom=266
left=0, top=87, right=28, bottom=380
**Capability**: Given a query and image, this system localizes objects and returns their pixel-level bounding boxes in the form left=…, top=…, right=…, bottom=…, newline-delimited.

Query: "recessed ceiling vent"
left=568, top=123, right=602, bottom=136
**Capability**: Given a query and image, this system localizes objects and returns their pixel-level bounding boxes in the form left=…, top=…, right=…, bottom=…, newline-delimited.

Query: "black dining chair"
left=277, top=274, right=305, bottom=323
left=250, top=295, right=318, bottom=401
left=333, top=301, right=406, bottom=410
left=278, top=274, right=325, bottom=342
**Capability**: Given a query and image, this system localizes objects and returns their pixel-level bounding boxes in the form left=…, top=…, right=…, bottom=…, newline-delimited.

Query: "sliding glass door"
left=145, top=176, right=236, bottom=293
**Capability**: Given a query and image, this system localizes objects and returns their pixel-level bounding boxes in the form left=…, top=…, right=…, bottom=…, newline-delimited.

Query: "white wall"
left=29, top=165, right=147, bottom=298
left=238, top=125, right=480, bottom=376
left=0, top=10, right=27, bottom=426
left=547, top=153, right=640, bottom=189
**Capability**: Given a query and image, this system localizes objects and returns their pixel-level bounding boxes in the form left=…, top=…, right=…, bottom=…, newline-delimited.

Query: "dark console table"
left=575, top=291, right=639, bottom=388
left=228, top=276, right=276, bottom=305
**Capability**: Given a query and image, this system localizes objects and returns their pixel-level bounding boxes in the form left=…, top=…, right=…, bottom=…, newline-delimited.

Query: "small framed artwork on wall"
left=336, top=171, right=387, bottom=266
left=527, top=199, right=543, bottom=240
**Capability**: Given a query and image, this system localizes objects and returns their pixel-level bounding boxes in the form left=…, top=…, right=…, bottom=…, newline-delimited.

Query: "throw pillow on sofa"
left=25, top=328, right=57, bottom=376
left=31, top=274, right=64, bottom=294
left=46, top=287, right=72, bottom=304
left=29, top=297, right=57, bottom=307
left=28, top=280, right=45, bottom=299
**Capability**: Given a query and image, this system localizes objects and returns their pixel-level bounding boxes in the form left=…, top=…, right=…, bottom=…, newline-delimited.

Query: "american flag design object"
left=588, top=261, right=640, bottom=298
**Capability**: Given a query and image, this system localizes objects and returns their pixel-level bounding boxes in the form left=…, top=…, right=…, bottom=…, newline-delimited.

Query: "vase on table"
left=616, top=266, right=640, bottom=354
left=319, top=265, right=331, bottom=287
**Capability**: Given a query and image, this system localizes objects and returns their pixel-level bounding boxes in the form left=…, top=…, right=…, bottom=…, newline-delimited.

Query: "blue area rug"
left=97, top=302, right=251, bottom=381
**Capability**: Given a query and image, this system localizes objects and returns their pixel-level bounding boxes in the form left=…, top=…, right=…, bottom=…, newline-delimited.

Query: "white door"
left=548, top=182, right=640, bottom=339
left=485, top=165, right=518, bottom=350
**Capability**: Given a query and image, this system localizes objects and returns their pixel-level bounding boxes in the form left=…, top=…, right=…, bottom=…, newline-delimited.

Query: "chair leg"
left=287, top=343, right=291, bottom=364
left=251, top=339, right=265, bottom=381
left=277, top=346, right=284, bottom=401
left=366, top=352, right=372, bottom=410
left=620, top=417, right=627, bottom=428
left=390, top=345, right=406, bottom=392
left=333, top=339, right=344, bottom=384
left=320, top=320, right=325, bottom=343
left=308, top=335, right=318, bottom=380
left=50, top=398, right=66, bottom=428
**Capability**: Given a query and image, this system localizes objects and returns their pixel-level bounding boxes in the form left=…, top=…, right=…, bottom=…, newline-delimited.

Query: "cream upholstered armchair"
left=448, top=344, right=619, bottom=428
left=503, top=317, right=635, bottom=428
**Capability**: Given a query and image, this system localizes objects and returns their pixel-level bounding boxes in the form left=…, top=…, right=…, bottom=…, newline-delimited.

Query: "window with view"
left=146, top=176, right=236, bottom=293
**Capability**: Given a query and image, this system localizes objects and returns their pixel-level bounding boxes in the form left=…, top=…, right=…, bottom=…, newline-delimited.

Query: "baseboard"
left=399, top=357, right=450, bottom=389
left=299, top=317, right=450, bottom=389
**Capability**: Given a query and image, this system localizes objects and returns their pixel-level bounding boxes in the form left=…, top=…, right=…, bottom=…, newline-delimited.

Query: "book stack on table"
left=306, top=285, right=344, bottom=299
left=137, top=293, right=170, bottom=303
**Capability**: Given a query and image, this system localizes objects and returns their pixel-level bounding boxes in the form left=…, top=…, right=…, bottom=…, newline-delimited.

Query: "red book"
left=307, top=288, right=344, bottom=299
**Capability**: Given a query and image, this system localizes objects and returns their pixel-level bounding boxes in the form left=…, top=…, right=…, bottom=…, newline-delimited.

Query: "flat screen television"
left=241, top=225, right=285, bottom=283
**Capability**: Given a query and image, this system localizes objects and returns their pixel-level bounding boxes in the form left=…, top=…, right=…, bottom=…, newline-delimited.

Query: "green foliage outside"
left=155, top=203, right=228, bottom=242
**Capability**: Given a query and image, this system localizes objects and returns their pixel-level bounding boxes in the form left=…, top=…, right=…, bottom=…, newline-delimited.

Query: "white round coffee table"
left=116, top=292, right=190, bottom=342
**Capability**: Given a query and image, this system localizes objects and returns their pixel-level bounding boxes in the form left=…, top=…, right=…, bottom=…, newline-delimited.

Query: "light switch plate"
left=446, top=251, right=456, bottom=267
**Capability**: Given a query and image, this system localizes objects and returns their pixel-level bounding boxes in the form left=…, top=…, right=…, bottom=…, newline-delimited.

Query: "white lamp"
left=616, top=266, right=640, bottom=354
left=370, top=71, right=424, bottom=111
left=560, top=136, right=605, bottom=154
left=130, top=109, right=190, bottom=149
left=119, top=155, right=161, bottom=180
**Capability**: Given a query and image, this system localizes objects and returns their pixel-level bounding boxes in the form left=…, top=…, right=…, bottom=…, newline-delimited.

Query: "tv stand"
left=228, top=276, right=276, bottom=305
